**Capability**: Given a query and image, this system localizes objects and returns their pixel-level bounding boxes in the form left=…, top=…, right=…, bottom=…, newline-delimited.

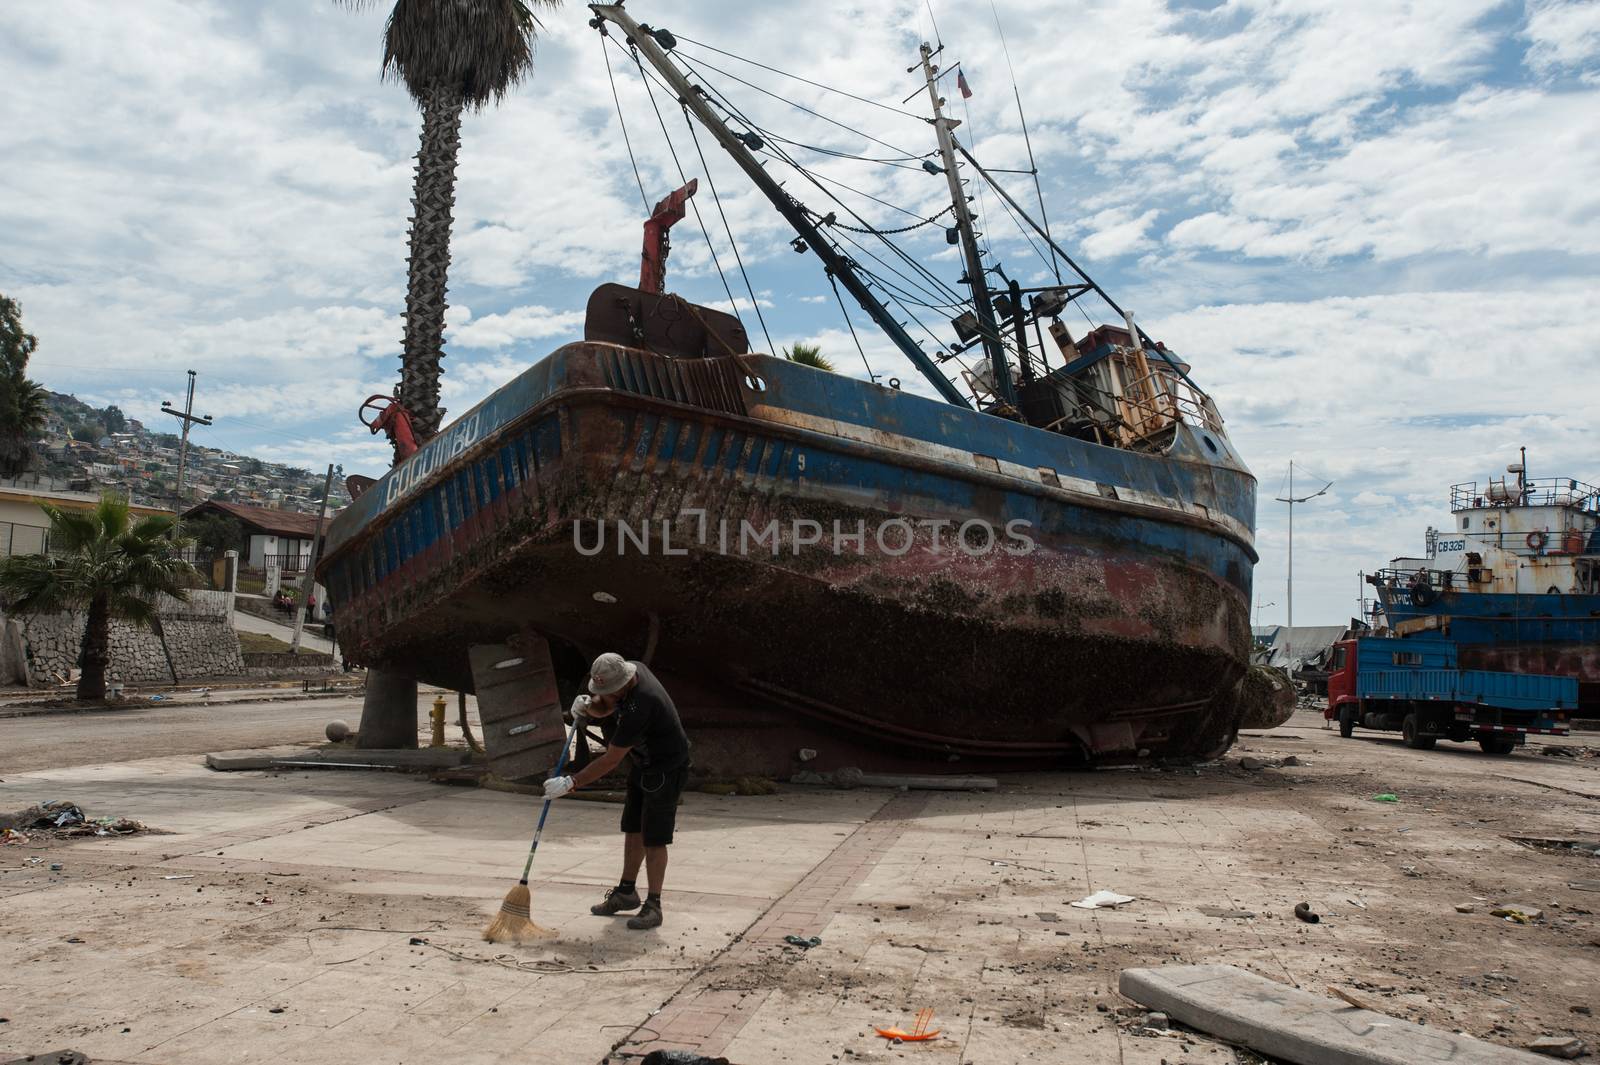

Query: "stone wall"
left=0, top=589, right=244, bottom=687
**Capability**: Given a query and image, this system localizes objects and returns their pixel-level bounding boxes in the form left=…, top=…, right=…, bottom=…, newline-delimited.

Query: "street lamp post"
left=1274, top=460, right=1333, bottom=672
left=1255, top=600, right=1276, bottom=628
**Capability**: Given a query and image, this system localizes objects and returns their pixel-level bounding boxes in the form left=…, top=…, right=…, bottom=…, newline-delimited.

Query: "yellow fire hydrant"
left=429, top=694, right=447, bottom=748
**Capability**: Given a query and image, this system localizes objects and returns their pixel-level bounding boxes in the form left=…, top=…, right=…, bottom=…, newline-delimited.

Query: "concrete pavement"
left=232, top=608, right=335, bottom=656
left=1, top=711, right=1598, bottom=1064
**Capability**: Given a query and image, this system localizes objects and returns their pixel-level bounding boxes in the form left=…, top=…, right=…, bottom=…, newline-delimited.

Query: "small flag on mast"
left=957, top=69, right=973, bottom=98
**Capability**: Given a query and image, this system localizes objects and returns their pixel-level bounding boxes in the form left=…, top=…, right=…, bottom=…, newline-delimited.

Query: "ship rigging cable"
left=609, top=20, right=1041, bottom=401
left=601, top=33, right=650, bottom=212
left=670, top=33, right=926, bottom=121
left=681, top=62, right=974, bottom=318
left=606, top=33, right=745, bottom=332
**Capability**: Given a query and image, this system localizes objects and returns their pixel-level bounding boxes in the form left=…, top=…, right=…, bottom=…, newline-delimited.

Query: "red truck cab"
left=1324, top=639, right=1356, bottom=722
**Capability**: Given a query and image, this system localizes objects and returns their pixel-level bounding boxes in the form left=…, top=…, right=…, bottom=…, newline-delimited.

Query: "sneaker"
left=627, top=899, right=663, bottom=930
left=590, top=887, right=641, bottom=916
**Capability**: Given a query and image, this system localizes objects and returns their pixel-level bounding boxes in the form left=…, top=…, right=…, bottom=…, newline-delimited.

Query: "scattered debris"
left=1508, top=836, right=1600, bottom=857
left=1070, top=890, right=1135, bottom=910
left=1034, top=911, right=1060, bottom=922
left=1198, top=906, right=1256, bottom=919
left=1328, top=986, right=1380, bottom=1011
left=1455, top=903, right=1476, bottom=913
left=793, top=767, right=997, bottom=791
left=875, top=1008, right=939, bottom=1042
left=1372, top=793, right=1399, bottom=803
left=1527, top=1035, right=1586, bottom=1058
left=0, top=801, right=146, bottom=839
left=161, top=875, right=196, bottom=881
left=698, top=776, right=778, bottom=796
left=1293, top=902, right=1320, bottom=924
left=782, top=935, right=821, bottom=949
left=1492, top=906, right=1543, bottom=923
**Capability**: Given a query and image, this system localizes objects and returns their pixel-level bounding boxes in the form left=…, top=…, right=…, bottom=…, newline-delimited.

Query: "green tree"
left=340, top=0, right=560, bottom=452
left=72, top=423, right=105, bottom=443
left=783, top=341, right=835, bottom=372
left=0, top=294, right=48, bottom=478
left=101, top=405, right=127, bottom=434
left=0, top=495, right=197, bottom=701
left=186, top=512, right=242, bottom=556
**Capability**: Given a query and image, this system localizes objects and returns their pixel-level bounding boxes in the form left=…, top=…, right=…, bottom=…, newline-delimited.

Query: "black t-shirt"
left=602, top=662, right=690, bottom=770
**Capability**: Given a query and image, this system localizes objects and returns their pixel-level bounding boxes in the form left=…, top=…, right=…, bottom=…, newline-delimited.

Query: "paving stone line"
left=607, top=792, right=929, bottom=1063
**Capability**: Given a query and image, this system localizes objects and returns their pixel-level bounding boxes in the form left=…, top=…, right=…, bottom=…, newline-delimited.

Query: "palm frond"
left=783, top=342, right=836, bottom=372
left=39, top=504, right=101, bottom=554
left=0, top=554, right=88, bottom=616
left=380, top=0, right=552, bottom=109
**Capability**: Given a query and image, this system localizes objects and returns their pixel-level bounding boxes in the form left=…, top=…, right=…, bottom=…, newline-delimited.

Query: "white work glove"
left=543, top=775, right=574, bottom=800
left=569, top=694, right=591, bottom=725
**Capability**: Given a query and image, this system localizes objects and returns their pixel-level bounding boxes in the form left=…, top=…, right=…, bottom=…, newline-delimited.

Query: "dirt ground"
left=1, top=707, right=1598, bottom=1064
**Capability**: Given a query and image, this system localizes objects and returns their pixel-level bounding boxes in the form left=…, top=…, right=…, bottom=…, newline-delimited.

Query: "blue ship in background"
left=1370, top=451, right=1600, bottom=715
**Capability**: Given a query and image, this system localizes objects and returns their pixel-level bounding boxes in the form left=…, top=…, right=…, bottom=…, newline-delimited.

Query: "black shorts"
left=620, top=762, right=688, bottom=846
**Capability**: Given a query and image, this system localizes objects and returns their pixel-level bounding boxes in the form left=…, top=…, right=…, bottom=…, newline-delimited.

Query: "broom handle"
left=519, top=715, right=579, bottom=884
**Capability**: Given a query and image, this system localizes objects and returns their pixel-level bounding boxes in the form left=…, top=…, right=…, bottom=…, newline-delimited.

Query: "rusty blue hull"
left=319, top=342, right=1258, bottom=772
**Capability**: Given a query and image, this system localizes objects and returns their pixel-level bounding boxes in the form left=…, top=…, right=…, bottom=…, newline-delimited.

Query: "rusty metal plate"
left=468, top=640, right=566, bottom=783
left=584, top=282, right=749, bottom=358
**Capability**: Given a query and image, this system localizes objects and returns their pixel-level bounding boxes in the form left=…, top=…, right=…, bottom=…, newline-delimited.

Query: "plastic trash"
left=782, top=934, right=821, bottom=949
left=1372, top=793, right=1399, bottom=803
left=1070, top=890, right=1136, bottom=910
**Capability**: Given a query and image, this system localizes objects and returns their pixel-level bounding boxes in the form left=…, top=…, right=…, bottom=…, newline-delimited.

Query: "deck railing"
left=1451, top=477, right=1599, bottom=511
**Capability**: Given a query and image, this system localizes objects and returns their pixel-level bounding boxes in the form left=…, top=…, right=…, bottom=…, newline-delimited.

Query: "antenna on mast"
left=917, top=43, right=1014, bottom=409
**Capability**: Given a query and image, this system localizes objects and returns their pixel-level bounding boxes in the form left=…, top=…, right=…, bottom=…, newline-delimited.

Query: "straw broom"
left=484, top=716, right=579, bottom=943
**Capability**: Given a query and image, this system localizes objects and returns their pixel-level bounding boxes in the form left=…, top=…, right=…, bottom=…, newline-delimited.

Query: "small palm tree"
left=783, top=342, right=835, bottom=372
left=0, top=496, right=197, bottom=701
left=0, top=294, right=48, bottom=478
left=341, top=0, right=561, bottom=451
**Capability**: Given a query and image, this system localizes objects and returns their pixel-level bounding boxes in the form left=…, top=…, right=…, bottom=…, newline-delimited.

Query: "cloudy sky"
left=3, top=0, right=1598, bottom=625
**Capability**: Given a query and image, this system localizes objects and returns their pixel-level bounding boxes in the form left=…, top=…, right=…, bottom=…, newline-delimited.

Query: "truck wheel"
left=1402, top=713, right=1436, bottom=750
left=1338, top=705, right=1356, bottom=738
left=1478, top=735, right=1516, bottom=755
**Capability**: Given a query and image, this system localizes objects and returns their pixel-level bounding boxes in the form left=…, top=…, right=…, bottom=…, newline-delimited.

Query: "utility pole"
left=1274, top=460, right=1332, bottom=671
left=290, top=463, right=335, bottom=656
left=918, top=43, right=1013, bottom=408
left=161, top=370, right=212, bottom=525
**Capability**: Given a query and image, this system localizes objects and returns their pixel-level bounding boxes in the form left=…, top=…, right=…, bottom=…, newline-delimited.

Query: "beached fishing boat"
left=318, top=7, right=1259, bottom=775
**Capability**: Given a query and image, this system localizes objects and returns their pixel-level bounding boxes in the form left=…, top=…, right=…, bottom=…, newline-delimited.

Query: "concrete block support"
left=1119, top=965, right=1549, bottom=1065
left=355, top=667, right=419, bottom=749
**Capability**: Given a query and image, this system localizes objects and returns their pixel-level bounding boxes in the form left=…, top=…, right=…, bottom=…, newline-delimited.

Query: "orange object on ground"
left=876, top=1007, right=940, bottom=1041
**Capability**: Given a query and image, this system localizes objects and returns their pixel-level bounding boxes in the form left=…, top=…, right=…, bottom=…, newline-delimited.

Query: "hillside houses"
left=26, top=393, right=350, bottom=515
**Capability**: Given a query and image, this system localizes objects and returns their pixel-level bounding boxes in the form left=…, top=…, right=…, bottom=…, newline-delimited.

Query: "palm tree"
left=0, top=496, right=196, bottom=701
left=341, top=0, right=561, bottom=450
left=783, top=341, right=835, bottom=372
left=0, top=294, right=48, bottom=478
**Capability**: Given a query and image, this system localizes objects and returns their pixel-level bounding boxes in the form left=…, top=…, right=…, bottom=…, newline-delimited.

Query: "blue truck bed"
left=1350, top=637, right=1578, bottom=712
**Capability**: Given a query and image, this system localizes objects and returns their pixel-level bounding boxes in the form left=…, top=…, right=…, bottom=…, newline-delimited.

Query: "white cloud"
left=448, top=304, right=585, bottom=350
left=1524, top=0, right=1600, bottom=72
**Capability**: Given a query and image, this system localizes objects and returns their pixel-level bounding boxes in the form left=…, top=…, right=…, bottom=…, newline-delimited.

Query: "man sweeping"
left=542, top=652, right=690, bottom=930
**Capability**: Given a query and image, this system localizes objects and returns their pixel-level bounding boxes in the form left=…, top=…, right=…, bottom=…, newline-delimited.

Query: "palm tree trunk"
left=77, top=592, right=111, bottom=701
left=399, top=83, right=464, bottom=449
